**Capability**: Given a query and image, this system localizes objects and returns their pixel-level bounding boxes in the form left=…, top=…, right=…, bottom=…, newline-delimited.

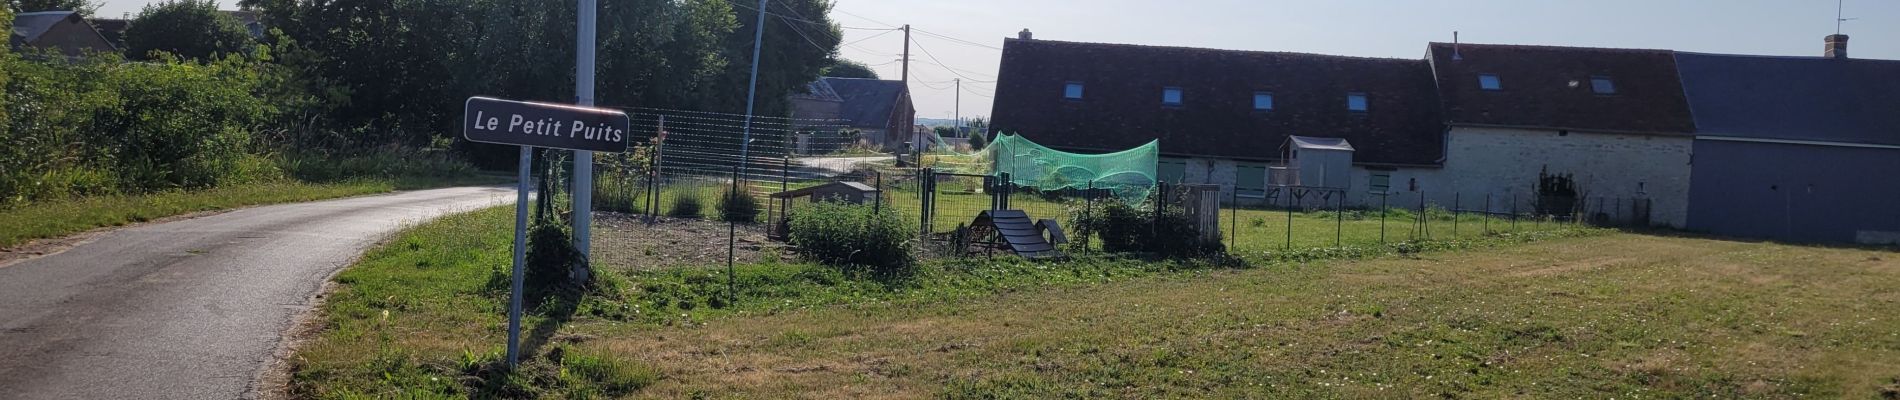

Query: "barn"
left=1676, top=35, right=1900, bottom=244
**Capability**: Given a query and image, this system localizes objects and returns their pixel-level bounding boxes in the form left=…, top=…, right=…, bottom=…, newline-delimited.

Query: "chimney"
left=1825, top=34, right=1849, bottom=59
left=1018, top=29, right=1033, bottom=40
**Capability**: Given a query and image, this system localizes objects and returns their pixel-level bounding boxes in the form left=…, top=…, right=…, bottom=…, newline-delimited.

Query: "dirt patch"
left=592, top=213, right=787, bottom=270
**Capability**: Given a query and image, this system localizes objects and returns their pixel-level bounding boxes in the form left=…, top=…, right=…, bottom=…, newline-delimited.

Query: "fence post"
left=1483, top=193, right=1491, bottom=234
left=1284, top=188, right=1294, bottom=250
left=1334, top=189, right=1343, bottom=248
left=920, top=168, right=932, bottom=237
left=1230, top=186, right=1238, bottom=250
left=1085, top=180, right=1096, bottom=250
left=726, top=166, right=738, bottom=305
left=873, top=171, right=883, bottom=214
left=1511, top=193, right=1519, bottom=232
left=1452, top=192, right=1461, bottom=238
left=1152, top=181, right=1166, bottom=247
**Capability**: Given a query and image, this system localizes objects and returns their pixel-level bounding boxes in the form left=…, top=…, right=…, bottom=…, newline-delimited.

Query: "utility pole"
left=954, top=78, right=961, bottom=138
left=571, top=0, right=597, bottom=279
left=901, top=24, right=913, bottom=157
left=740, top=0, right=767, bottom=178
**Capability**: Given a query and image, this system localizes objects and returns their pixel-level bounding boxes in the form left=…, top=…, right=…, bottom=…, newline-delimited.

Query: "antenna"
left=1837, top=0, right=1858, bottom=35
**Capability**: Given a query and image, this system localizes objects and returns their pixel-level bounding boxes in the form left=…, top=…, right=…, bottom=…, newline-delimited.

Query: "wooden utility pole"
left=954, top=78, right=961, bottom=138
left=901, top=24, right=914, bottom=158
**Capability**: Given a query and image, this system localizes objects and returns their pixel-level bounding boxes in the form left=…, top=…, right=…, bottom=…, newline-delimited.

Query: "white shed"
left=1271, top=136, right=1354, bottom=189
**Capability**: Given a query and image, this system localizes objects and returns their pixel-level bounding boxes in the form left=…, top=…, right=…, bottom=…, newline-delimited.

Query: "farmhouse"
left=791, top=77, right=917, bottom=151
left=1418, top=42, right=1697, bottom=227
left=1675, top=35, right=1900, bottom=245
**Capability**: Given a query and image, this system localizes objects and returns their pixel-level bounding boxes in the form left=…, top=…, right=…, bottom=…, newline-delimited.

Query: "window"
left=1236, top=163, right=1267, bottom=198
left=1368, top=172, right=1391, bottom=193
left=1064, top=82, right=1084, bottom=100
left=1478, top=74, right=1502, bottom=90
left=1253, top=92, right=1274, bottom=111
left=1590, top=76, right=1615, bottom=94
left=1157, top=158, right=1188, bottom=183
left=1347, top=93, right=1369, bottom=112
left=1162, top=87, right=1183, bottom=106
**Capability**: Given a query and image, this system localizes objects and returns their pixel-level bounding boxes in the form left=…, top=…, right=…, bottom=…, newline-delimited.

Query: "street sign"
left=462, top=95, right=630, bottom=368
left=463, top=97, right=632, bottom=153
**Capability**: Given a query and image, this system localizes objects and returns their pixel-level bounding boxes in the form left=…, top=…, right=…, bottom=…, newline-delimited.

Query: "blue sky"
left=99, top=0, right=1898, bottom=120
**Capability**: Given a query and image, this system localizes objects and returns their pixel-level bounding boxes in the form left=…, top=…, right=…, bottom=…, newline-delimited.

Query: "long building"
left=988, top=30, right=1899, bottom=245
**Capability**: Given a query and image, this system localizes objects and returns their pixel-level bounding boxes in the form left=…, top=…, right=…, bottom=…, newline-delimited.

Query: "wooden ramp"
left=969, top=210, right=1064, bottom=259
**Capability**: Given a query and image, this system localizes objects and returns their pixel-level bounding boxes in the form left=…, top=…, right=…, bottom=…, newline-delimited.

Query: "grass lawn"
left=284, top=203, right=1900, bottom=398
left=0, top=175, right=506, bottom=249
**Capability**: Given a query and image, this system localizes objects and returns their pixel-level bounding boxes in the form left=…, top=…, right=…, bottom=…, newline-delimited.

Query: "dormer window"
left=1162, top=87, right=1183, bottom=106
left=1478, top=74, right=1502, bottom=90
left=1253, top=92, right=1274, bottom=111
left=1590, top=76, right=1616, bottom=94
left=1347, top=92, right=1369, bottom=112
left=1064, top=82, right=1084, bottom=100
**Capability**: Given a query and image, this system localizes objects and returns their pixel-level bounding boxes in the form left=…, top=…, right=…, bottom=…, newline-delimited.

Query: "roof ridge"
left=1676, top=50, right=1900, bottom=63
left=1007, top=37, right=1425, bottom=63
left=1429, top=41, right=1673, bottom=54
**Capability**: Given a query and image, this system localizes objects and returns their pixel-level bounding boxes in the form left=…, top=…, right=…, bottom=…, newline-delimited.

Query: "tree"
left=123, top=0, right=255, bottom=60
left=10, top=0, right=100, bottom=17
left=823, top=59, right=877, bottom=79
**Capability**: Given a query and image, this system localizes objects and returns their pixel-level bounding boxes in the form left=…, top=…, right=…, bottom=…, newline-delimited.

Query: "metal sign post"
left=463, top=96, right=630, bottom=368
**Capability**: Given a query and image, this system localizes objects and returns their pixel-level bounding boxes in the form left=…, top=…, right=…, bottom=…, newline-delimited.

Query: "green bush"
left=1, top=51, right=273, bottom=205
left=1071, top=201, right=1222, bottom=258
left=716, top=186, right=761, bottom=223
left=524, top=220, right=584, bottom=293
left=667, top=191, right=704, bottom=219
left=787, top=202, right=915, bottom=276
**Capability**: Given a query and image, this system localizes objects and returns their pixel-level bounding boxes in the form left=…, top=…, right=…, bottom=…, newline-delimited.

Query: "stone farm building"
left=989, top=31, right=1899, bottom=245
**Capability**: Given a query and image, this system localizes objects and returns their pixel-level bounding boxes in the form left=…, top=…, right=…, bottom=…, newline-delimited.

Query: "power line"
left=834, top=9, right=899, bottom=29
left=914, top=28, right=1004, bottom=51
left=910, top=37, right=997, bottom=83
left=916, top=60, right=996, bottom=80
left=842, top=28, right=897, bottom=46
left=730, top=1, right=894, bottom=32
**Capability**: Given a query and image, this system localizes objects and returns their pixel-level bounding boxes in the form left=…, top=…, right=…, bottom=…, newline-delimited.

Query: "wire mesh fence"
left=574, top=106, right=1651, bottom=270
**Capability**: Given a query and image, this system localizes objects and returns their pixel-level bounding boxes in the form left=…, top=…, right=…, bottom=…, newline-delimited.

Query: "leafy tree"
left=9, top=0, right=100, bottom=17
left=123, top=0, right=256, bottom=60
left=823, top=59, right=877, bottom=79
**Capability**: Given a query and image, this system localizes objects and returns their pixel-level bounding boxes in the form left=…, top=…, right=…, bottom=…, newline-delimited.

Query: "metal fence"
left=573, top=107, right=1653, bottom=270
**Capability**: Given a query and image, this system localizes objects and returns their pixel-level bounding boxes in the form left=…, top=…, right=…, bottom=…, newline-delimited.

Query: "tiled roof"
left=90, top=18, right=127, bottom=49
left=1676, top=52, right=1900, bottom=146
left=1426, top=42, right=1696, bottom=134
left=13, top=11, right=77, bottom=43
left=989, top=38, right=1445, bottom=166
left=822, top=77, right=909, bottom=129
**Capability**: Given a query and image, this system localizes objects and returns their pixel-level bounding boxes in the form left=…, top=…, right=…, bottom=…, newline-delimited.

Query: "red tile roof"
left=1426, top=42, right=1696, bottom=135
left=989, top=39, right=1446, bottom=166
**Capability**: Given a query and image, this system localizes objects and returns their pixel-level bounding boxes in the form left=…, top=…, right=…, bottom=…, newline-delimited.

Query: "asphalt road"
left=0, top=186, right=515, bottom=399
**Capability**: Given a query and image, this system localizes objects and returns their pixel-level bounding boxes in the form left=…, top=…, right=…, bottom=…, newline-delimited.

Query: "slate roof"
left=1675, top=52, right=1900, bottom=146
left=795, top=78, right=844, bottom=102
left=990, top=38, right=1444, bottom=166
left=1426, top=42, right=1696, bottom=135
left=821, top=77, right=909, bottom=129
left=12, top=11, right=78, bottom=43
left=90, top=18, right=128, bottom=49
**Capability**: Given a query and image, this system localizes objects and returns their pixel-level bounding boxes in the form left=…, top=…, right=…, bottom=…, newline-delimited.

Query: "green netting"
left=980, top=133, right=1158, bottom=204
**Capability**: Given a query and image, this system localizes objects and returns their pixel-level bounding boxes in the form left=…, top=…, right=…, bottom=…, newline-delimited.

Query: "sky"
left=97, top=0, right=1899, bottom=121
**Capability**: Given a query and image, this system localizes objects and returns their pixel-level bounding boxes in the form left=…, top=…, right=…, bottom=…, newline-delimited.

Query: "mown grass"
left=287, top=203, right=1640, bottom=398
left=0, top=175, right=500, bottom=249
